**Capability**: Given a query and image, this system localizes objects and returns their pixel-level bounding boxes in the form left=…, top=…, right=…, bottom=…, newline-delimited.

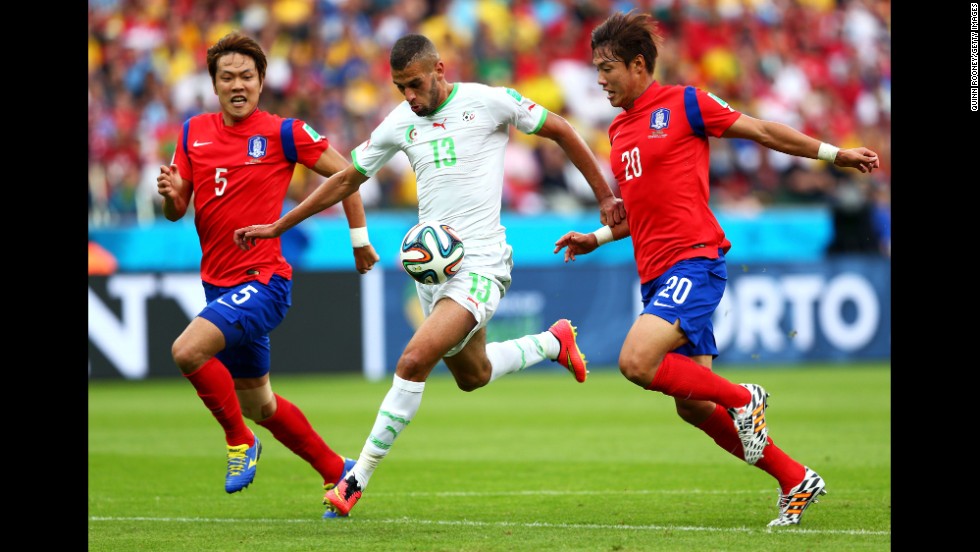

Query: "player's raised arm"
left=535, top=112, right=626, bottom=227
left=722, top=114, right=880, bottom=174
left=308, top=145, right=380, bottom=273
left=157, top=163, right=192, bottom=221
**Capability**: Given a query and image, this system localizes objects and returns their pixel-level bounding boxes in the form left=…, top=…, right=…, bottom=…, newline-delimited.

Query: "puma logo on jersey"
left=432, top=119, right=447, bottom=130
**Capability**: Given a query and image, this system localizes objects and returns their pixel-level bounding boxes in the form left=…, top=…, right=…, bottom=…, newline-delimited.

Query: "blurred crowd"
left=88, top=0, right=890, bottom=255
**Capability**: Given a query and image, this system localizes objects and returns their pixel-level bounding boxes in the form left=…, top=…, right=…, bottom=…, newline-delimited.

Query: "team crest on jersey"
left=462, top=111, right=476, bottom=122
left=247, top=135, right=267, bottom=159
left=648, top=108, right=670, bottom=139
left=405, top=125, right=418, bottom=144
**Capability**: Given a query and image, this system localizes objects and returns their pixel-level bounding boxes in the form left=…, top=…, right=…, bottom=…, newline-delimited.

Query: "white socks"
left=486, top=331, right=559, bottom=383
left=349, top=331, right=561, bottom=488
left=351, top=374, right=425, bottom=489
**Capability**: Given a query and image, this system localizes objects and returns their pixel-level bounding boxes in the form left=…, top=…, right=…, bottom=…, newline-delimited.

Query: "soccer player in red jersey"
left=155, top=32, right=380, bottom=508
left=554, top=11, right=880, bottom=527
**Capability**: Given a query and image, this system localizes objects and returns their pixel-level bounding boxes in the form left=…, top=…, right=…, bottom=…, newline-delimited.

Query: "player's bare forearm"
left=157, top=164, right=190, bottom=221
left=723, top=115, right=880, bottom=173
left=282, top=166, right=367, bottom=231
left=537, top=113, right=625, bottom=225
left=341, top=192, right=369, bottom=229
left=161, top=199, right=186, bottom=222
left=723, top=115, right=817, bottom=158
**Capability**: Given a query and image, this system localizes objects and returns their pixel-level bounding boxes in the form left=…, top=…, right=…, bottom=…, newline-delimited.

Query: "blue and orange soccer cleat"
left=768, top=466, right=827, bottom=527
left=322, top=457, right=358, bottom=519
left=225, top=432, right=261, bottom=493
left=549, top=319, right=588, bottom=383
left=324, top=472, right=364, bottom=517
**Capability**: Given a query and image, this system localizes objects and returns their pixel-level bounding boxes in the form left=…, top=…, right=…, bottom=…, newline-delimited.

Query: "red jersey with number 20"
left=173, top=109, right=329, bottom=287
left=608, top=82, right=741, bottom=283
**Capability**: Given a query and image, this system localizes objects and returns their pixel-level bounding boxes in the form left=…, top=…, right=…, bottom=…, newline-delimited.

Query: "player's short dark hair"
left=390, top=34, right=439, bottom=71
left=591, top=10, right=662, bottom=75
left=206, top=32, right=267, bottom=84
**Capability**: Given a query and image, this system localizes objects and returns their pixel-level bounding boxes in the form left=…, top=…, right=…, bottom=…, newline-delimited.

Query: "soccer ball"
left=398, top=221, right=465, bottom=285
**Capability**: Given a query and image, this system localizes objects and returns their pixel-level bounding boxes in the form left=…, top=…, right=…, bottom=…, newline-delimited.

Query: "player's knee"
left=171, top=340, right=204, bottom=374
left=453, top=369, right=488, bottom=392
left=237, top=382, right=275, bottom=421
left=618, top=350, right=656, bottom=387
left=395, top=350, right=433, bottom=381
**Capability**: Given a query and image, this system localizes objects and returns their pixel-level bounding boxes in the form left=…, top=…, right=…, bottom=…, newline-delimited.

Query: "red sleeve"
left=289, top=119, right=330, bottom=168
left=696, top=89, right=742, bottom=138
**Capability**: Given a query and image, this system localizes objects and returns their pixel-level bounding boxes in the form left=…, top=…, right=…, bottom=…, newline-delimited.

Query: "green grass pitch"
left=89, top=363, right=890, bottom=551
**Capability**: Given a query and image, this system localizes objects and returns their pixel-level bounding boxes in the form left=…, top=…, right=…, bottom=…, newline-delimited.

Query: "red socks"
left=645, top=352, right=750, bottom=408
left=695, top=403, right=806, bottom=492
left=184, top=358, right=253, bottom=447
left=695, top=403, right=744, bottom=457
left=645, top=353, right=808, bottom=491
left=257, top=394, right=344, bottom=486
left=755, top=441, right=806, bottom=493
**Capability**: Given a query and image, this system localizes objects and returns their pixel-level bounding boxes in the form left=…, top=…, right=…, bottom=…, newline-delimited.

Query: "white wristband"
left=592, top=225, right=614, bottom=246
left=817, top=142, right=840, bottom=163
left=349, top=227, right=370, bottom=248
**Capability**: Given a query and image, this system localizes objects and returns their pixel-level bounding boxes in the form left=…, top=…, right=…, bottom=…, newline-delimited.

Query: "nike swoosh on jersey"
left=193, top=140, right=213, bottom=147
left=652, top=300, right=674, bottom=308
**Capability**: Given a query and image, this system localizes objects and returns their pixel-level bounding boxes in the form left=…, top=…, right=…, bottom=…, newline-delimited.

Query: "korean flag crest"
left=247, top=135, right=268, bottom=159
left=650, top=108, right=670, bottom=131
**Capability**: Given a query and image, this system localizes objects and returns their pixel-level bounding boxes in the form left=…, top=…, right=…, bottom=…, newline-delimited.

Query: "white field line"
left=88, top=516, right=890, bottom=536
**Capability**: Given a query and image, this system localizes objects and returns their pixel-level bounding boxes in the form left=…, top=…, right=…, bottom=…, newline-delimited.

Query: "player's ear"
left=630, top=55, right=645, bottom=74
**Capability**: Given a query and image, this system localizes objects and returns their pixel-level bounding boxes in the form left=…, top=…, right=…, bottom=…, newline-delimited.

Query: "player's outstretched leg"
left=548, top=319, right=588, bottom=382
left=225, top=431, right=261, bottom=493
left=768, top=466, right=827, bottom=527
left=728, top=383, right=769, bottom=464
left=322, top=458, right=358, bottom=519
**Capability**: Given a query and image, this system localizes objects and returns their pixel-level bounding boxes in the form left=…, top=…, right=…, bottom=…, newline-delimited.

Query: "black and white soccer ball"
left=398, top=221, right=465, bottom=285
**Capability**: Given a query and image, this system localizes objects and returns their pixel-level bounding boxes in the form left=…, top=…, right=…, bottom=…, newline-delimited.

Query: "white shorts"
left=415, top=241, right=514, bottom=357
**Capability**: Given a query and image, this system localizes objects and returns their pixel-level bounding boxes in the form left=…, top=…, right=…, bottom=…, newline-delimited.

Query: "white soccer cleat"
left=768, top=466, right=827, bottom=527
left=728, top=383, right=769, bottom=465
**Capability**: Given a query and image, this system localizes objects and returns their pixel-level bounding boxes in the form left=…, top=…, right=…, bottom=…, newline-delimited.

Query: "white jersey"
left=351, top=82, right=548, bottom=248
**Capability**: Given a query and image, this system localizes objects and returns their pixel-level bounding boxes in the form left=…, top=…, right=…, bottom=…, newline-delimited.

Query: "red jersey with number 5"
left=608, top=82, right=740, bottom=283
left=173, top=109, right=329, bottom=287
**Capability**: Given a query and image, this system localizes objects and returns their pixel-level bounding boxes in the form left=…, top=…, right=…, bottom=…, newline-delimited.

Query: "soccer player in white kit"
left=234, top=34, right=626, bottom=517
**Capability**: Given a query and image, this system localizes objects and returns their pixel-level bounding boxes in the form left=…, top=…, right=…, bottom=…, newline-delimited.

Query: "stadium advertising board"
left=88, top=272, right=363, bottom=379
left=377, top=257, right=890, bottom=378
left=89, top=258, right=888, bottom=380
